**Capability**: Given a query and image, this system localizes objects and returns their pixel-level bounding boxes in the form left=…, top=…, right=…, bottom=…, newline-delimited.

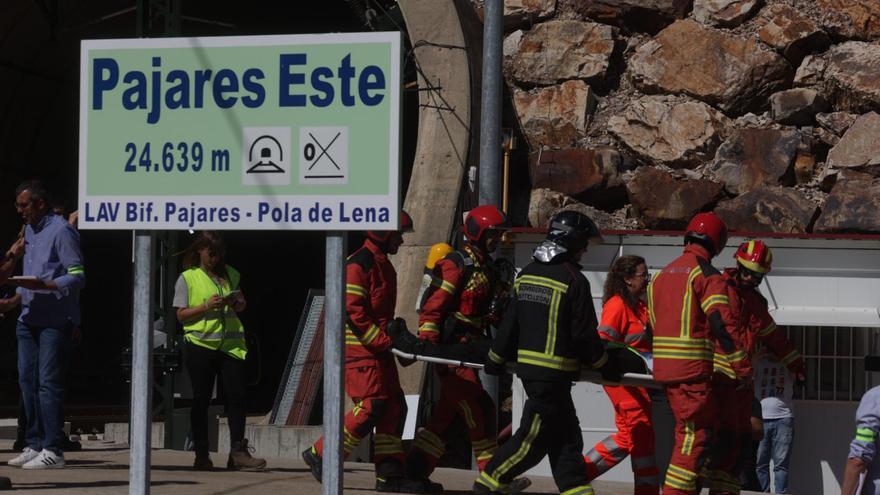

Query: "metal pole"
left=478, top=0, right=503, bottom=426
left=130, top=231, right=155, bottom=495
left=322, top=232, right=347, bottom=495
left=162, top=232, right=178, bottom=449
left=478, top=0, right=503, bottom=204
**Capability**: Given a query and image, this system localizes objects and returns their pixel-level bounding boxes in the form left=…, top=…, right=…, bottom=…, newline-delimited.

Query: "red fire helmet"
left=684, top=212, right=728, bottom=256
left=734, top=240, right=773, bottom=274
left=367, top=210, right=413, bottom=243
left=463, top=205, right=508, bottom=243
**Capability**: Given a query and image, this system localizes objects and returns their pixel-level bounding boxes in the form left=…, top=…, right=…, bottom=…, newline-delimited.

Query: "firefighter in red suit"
left=704, top=240, right=805, bottom=495
left=583, top=255, right=659, bottom=494
left=303, top=212, right=439, bottom=494
left=647, top=212, right=752, bottom=495
left=405, top=205, right=508, bottom=486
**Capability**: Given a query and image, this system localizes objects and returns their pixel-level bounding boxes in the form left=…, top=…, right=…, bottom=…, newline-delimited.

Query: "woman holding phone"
left=173, top=231, right=266, bottom=471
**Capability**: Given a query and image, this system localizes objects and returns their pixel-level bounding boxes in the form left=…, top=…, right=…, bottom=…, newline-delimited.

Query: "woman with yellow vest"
left=173, top=231, right=266, bottom=471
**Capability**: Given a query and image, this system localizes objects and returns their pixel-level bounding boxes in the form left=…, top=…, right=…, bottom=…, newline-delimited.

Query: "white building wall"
left=504, top=233, right=880, bottom=495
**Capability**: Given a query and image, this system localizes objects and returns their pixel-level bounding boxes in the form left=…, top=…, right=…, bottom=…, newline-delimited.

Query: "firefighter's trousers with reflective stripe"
left=407, top=366, right=497, bottom=478
left=705, top=381, right=752, bottom=495
left=584, top=385, right=659, bottom=494
left=663, top=381, right=717, bottom=495
left=313, top=358, right=406, bottom=479
left=475, top=380, right=594, bottom=495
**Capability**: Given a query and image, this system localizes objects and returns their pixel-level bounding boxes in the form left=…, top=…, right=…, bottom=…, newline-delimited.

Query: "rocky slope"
left=477, top=0, right=880, bottom=233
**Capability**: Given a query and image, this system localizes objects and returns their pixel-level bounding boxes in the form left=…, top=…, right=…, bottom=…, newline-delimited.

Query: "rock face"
left=708, top=128, right=802, bottom=195
left=493, top=0, right=880, bottom=233
left=573, top=0, right=691, bottom=33
left=816, top=112, right=858, bottom=136
left=794, top=42, right=880, bottom=113
left=769, top=88, right=829, bottom=126
left=507, top=20, right=617, bottom=86
left=826, top=112, right=880, bottom=175
left=630, top=20, right=792, bottom=113
left=608, top=95, right=729, bottom=168
left=814, top=175, right=880, bottom=233
left=528, top=148, right=612, bottom=195
left=715, top=186, right=818, bottom=233
left=626, top=167, right=724, bottom=228
left=528, top=188, right=613, bottom=228
left=502, top=0, right=557, bottom=29
left=817, top=0, right=880, bottom=41
left=693, top=0, right=761, bottom=28
left=513, top=80, right=596, bottom=149
left=757, top=4, right=831, bottom=65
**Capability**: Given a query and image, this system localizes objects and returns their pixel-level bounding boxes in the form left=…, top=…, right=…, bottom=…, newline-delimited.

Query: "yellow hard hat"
left=426, top=242, right=453, bottom=269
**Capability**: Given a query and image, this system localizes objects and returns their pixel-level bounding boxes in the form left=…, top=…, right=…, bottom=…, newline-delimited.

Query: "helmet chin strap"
left=736, top=269, right=761, bottom=289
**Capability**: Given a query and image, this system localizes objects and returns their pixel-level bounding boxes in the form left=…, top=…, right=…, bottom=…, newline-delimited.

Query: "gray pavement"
left=0, top=439, right=766, bottom=494
left=0, top=439, right=634, bottom=494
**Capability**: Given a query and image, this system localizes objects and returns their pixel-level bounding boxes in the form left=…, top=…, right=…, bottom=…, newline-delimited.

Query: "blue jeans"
left=756, top=416, right=794, bottom=493
left=17, top=321, right=72, bottom=455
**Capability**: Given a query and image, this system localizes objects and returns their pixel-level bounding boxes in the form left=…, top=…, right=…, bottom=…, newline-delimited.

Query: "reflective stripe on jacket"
left=344, top=239, right=395, bottom=364
left=418, top=244, right=495, bottom=344
left=648, top=244, right=745, bottom=383
left=713, top=268, right=803, bottom=380
left=182, top=266, right=246, bottom=360
left=598, top=294, right=652, bottom=353
left=489, top=257, right=608, bottom=382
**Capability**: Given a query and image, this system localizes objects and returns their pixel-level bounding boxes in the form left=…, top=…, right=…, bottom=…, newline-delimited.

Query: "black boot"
left=301, top=447, right=322, bottom=483
left=376, top=477, right=444, bottom=494
left=473, top=477, right=531, bottom=495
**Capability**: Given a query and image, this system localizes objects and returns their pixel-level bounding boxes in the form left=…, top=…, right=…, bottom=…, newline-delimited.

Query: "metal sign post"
left=322, top=233, right=347, bottom=494
left=130, top=232, right=155, bottom=495
left=478, top=0, right=503, bottom=429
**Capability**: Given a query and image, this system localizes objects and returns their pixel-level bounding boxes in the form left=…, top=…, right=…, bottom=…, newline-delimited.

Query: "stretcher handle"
left=390, top=349, right=661, bottom=389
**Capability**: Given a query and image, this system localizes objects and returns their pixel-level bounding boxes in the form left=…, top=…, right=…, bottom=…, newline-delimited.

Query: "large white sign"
left=79, top=32, right=401, bottom=230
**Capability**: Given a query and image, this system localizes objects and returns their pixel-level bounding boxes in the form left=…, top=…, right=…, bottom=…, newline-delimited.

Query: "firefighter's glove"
left=483, top=359, right=506, bottom=376
left=597, top=355, right=622, bottom=383
left=389, top=318, right=424, bottom=355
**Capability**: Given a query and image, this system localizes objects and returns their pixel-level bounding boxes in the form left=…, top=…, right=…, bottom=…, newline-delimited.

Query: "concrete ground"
left=0, top=439, right=766, bottom=494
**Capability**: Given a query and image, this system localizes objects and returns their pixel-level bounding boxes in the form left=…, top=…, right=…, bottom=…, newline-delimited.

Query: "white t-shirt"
left=755, top=355, right=794, bottom=420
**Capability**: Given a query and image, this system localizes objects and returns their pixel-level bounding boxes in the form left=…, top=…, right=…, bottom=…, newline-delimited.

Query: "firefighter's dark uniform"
left=704, top=268, right=805, bottom=495
left=310, top=238, right=407, bottom=480
left=474, top=255, right=608, bottom=495
left=408, top=244, right=500, bottom=477
left=648, top=244, right=750, bottom=495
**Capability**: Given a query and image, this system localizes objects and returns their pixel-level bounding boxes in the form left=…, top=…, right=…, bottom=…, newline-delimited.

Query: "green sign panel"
left=79, top=32, right=401, bottom=230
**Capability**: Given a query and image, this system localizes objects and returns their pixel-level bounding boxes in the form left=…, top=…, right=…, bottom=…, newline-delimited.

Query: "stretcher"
left=390, top=348, right=661, bottom=390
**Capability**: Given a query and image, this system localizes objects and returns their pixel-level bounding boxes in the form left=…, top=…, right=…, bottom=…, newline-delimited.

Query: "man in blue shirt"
left=6, top=180, right=84, bottom=470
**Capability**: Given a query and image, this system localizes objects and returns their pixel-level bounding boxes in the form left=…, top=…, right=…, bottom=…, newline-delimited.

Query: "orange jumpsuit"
left=311, top=239, right=407, bottom=480
left=583, top=295, right=659, bottom=494
left=648, top=244, right=751, bottom=495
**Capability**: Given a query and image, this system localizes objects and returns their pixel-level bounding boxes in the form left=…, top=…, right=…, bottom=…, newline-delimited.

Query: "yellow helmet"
left=426, top=242, right=453, bottom=269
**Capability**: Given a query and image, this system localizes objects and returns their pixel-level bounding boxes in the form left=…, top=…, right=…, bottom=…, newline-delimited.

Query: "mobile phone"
left=224, top=290, right=241, bottom=300
left=865, top=356, right=880, bottom=372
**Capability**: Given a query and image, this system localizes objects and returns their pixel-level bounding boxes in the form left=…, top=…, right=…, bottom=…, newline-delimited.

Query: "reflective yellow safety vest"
left=181, top=266, right=247, bottom=360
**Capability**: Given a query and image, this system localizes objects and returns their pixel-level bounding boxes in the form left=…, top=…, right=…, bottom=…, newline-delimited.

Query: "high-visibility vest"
left=181, top=266, right=247, bottom=360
